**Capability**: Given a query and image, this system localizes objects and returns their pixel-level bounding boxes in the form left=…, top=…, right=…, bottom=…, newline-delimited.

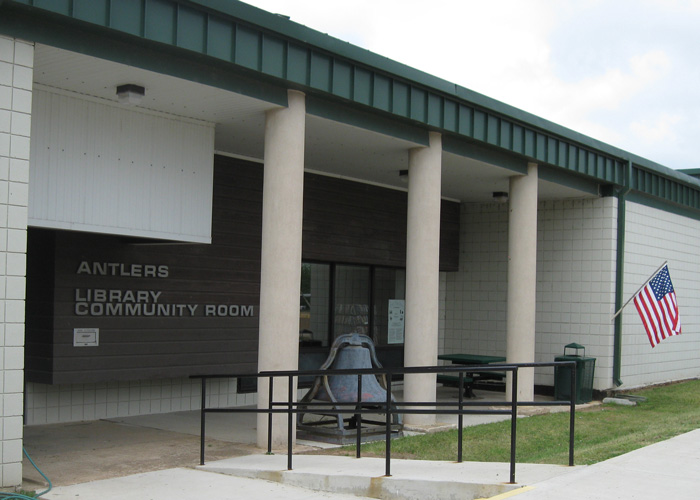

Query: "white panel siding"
left=29, top=89, right=214, bottom=242
left=620, top=202, right=700, bottom=388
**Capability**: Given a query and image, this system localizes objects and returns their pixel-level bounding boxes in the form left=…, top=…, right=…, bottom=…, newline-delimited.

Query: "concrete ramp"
left=200, top=454, right=583, bottom=500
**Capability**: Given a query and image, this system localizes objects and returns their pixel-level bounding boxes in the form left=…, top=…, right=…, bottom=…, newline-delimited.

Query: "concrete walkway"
left=509, top=428, right=700, bottom=500
left=39, top=429, right=700, bottom=500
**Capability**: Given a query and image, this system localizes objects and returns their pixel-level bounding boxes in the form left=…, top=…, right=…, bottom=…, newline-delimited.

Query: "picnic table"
left=438, top=353, right=507, bottom=398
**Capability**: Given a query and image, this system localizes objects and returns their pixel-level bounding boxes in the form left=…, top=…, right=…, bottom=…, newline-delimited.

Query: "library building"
left=1, top=0, right=699, bottom=488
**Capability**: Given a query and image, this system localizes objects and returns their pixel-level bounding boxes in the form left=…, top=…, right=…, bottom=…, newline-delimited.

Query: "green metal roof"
left=679, top=169, right=700, bottom=179
left=3, top=0, right=700, bottom=214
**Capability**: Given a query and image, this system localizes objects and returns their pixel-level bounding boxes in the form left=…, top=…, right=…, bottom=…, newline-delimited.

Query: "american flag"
left=633, top=265, right=681, bottom=348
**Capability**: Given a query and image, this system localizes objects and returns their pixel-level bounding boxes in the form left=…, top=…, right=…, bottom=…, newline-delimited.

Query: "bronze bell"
left=316, top=339, right=389, bottom=403
left=298, top=333, right=402, bottom=434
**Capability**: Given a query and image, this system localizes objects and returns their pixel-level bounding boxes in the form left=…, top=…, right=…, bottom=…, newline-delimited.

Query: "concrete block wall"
left=442, top=197, right=618, bottom=390
left=0, top=36, right=32, bottom=488
left=535, top=197, right=618, bottom=390
left=443, top=203, right=508, bottom=356
left=24, top=378, right=258, bottom=426
left=619, top=202, right=700, bottom=388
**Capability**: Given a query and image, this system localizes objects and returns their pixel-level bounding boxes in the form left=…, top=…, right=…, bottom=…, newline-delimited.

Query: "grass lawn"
left=313, top=379, right=700, bottom=465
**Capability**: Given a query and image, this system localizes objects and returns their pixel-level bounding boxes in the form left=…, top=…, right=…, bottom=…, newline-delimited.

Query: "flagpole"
left=611, top=260, right=668, bottom=321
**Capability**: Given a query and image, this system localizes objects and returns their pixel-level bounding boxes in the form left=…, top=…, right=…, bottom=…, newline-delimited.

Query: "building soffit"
left=3, top=0, right=700, bottom=210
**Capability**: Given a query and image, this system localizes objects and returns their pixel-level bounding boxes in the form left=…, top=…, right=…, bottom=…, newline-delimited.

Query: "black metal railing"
left=192, top=360, right=577, bottom=484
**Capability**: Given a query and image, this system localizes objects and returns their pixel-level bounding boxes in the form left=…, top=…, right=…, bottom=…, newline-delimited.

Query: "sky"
left=242, top=0, right=700, bottom=171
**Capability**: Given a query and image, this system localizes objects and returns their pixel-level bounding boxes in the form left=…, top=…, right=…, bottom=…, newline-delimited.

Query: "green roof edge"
left=191, top=0, right=697, bottom=184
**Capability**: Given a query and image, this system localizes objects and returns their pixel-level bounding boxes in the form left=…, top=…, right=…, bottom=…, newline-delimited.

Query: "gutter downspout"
left=612, top=160, right=632, bottom=387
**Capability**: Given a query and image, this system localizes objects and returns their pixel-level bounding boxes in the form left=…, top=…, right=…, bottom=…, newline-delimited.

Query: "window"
left=299, top=263, right=405, bottom=348
left=334, top=264, right=370, bottom=337
left=300, top=263, right=330, bottom=347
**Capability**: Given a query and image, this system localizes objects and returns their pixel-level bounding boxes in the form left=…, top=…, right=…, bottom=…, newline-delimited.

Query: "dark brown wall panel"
left=302, top=174, right=460, bottom=270
left=29, top=156, right=264, bottom=384
left=25, top=229, right=57, bottom=383
left=439, top=200, right=460, bottom=270
left=25, top=155, right=459, bottom=384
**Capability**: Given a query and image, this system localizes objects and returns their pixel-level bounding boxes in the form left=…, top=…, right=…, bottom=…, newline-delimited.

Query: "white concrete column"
left=256, top=90, right=306, bottom=448
left=0, top=36, right=32, bottom=488
left=506, top=162, right=538, bottom=403
left=403, top=132, right=442, bottom=426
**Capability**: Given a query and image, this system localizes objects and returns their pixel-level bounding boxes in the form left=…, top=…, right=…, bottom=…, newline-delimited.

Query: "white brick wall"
left=443, top=203, right=508, bottom=356
left=535, top=197, right=617, bottom=390
left=24, top=377, right=323, bottom=426
left=0, top=35, right=32, bottom=488
left=619, top=202, right=700, bottom=388
left=442, top=197, right=618, bottom=391
left=24, top=378, right=258, bottom=425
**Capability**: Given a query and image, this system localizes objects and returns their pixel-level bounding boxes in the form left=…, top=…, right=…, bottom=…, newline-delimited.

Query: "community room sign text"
left=73, top=261, right=254, bottom=318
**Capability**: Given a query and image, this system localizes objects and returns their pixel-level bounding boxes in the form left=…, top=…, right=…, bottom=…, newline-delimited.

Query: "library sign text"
left=74, top=261, right=254, bottom=318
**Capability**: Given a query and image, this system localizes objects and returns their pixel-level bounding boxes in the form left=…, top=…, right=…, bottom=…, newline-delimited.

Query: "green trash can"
left=554, top=343, right=596, bottom=404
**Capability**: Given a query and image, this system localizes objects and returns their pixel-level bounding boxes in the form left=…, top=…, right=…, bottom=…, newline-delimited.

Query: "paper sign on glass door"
left=388, top=299, right=405, bottom=344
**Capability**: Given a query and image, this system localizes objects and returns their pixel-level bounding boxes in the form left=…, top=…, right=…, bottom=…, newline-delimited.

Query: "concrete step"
left=199, top=454, right=583, bottom=500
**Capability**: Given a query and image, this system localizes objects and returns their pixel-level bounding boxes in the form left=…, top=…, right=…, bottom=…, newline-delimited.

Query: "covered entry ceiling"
left=33, top=44, right=596, bottom=203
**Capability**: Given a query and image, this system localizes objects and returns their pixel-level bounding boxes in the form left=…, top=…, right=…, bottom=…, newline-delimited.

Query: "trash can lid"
left=564, top=343, right=586, bottom=357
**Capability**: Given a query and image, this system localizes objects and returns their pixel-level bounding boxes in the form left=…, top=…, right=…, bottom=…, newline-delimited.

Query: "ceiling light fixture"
left=116, top=84, right=145, bottom=106
left=493, top=191, right=509, bottom=204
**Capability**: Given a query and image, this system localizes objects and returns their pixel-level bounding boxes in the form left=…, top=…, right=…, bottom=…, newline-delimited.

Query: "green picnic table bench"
left=437, top=353, right=507, bottom=398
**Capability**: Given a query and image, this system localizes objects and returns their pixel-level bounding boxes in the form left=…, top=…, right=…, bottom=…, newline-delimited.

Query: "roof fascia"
left=4, top=0, right=700, bottom=212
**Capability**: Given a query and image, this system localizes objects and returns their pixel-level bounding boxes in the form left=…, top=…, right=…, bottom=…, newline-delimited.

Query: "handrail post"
left=200, top=377, right=206, bottom=465
left=457, top=371, right=464, bottom=463
left=267, top=376, right=273, bottom=454
left=385, top=373, right=392, bottom=477
left=356, top=373, right=363, bottom=458
left=509, top=367, right=518, bottom=484
left=569, top=361, right=576, bottom=466
left=288, top=374, right=294, bottom=471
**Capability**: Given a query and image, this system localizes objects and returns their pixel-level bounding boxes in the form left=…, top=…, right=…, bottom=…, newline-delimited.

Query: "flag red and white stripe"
left=633, top=265, right=681, bottom=348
